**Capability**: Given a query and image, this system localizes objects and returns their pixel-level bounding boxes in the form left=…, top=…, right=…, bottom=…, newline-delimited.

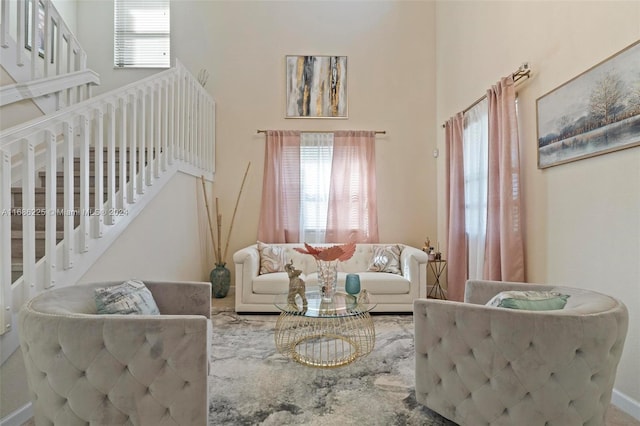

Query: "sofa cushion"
left=253, top=272, right=293, bottom=294
left=367, top=244, right=402, bottom=274
left=258, top=241, right=287, bottom=274
left=252, top=271, right=411, bottom=295
left=486, top=290, right=570, bottom=311
left=355, top=272, right=411, bottom=294
left=94, top=279, right=160, bottom=315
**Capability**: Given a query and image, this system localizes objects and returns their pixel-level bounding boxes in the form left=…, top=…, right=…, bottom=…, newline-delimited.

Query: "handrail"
left=0, top=68, right=99, bottom=107
left=1, top=0, right=92, bottom=109
left=0, top=59, right=216, bottom=338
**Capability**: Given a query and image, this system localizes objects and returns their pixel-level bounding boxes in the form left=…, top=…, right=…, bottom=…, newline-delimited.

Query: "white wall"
left=79, top=172, right=211, bottom=284
left=77, top=0, right=438, bottom=269
left=0, top=68, right=42, bottom=130
left=435, top=0, right=640, bottom=411
left=52, top=0, right=77, bottom=33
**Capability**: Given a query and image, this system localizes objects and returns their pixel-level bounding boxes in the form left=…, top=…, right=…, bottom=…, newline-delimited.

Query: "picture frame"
left=285, top=55, right=348, bottom=119
left=536, top=40, right=640, bottom=169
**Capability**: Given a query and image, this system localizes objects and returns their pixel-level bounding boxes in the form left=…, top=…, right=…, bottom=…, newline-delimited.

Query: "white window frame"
left=114, top=0, right=170, bottom=69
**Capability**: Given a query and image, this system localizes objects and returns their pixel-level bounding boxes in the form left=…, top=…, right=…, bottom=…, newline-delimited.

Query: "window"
left=114, top=0, right=170, bottom=68
left=299, top=133, right=333, bottom=243
left=258, top=130, right=378, bottom=244
left=463, top=99, right=488, bottom=279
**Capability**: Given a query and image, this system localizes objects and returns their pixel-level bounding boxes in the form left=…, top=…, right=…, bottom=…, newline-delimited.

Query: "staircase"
left=0, top=0, right=216, bottom=371
left=9, top=147, right=134, bottom=283
left=1, top=62, right=215, bottom=343
left=0, top=0, right=99, bottom=111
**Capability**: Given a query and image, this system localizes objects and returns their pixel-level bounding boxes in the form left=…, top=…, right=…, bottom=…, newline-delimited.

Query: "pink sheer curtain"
left=484, top=77, right=525, bottom=281
left=445, top=113, right=467, bottom=302
left=326, top=131, right=379, bottom=243
left=257, top=130, right=301, bottom=243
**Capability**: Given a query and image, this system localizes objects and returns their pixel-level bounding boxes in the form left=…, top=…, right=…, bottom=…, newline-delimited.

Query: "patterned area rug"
left=209, top=311, right=457, bottom=425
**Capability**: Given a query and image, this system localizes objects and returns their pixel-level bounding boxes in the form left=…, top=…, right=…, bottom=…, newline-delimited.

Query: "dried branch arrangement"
left=201, top=161, right=251, bottom=265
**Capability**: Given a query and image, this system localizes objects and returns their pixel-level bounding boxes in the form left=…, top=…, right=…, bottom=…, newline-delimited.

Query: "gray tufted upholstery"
left=414, top=280, right=628, bottom=426
left=18, top=280, right=211, bottom=426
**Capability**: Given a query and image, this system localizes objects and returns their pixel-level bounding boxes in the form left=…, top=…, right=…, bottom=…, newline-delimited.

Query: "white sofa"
left=233, top=243, right=428, bottom=312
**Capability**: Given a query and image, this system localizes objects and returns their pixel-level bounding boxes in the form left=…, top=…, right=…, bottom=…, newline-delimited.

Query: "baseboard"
left=612, top=388, right=640, bottom=421
left=0, top=402, right=32, bottom=426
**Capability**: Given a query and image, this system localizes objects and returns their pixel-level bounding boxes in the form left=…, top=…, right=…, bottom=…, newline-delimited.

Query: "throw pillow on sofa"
left=367, top=244, right=402, bottom=275
left=257, top=241, right=286, bottom=274
left=486, top=290, right=570, bottom=311
left=94, top=279, right=160, bottom=315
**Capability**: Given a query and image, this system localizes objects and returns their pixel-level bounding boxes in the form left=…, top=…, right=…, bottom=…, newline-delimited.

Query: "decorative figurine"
left=285, top=260, right=307, bottom=310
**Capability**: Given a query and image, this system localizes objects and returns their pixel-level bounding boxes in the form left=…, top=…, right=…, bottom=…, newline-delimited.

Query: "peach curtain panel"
left=258, top=130, right=379, bottom=244
left=445, top=76, right=525, bottom=301
left=257, top=130, right=301, bottom=243
left=484, top=77, right=525, bottom=281
left=326, top=131, right=379, bottom=243
left=445, top=113, right=467, bottom=302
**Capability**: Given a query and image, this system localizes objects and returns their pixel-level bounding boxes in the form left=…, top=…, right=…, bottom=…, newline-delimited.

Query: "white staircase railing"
left=0, top=0, right=98, bottom=110
left=0, top=59, right=215, bottom=342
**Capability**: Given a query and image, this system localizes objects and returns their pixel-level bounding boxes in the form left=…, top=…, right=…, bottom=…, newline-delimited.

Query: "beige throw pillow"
left=367, top=245, right=402, bottom=275
left=95, top=279, right=160, bottom=315
left=257, top=241, right=286, bottom=274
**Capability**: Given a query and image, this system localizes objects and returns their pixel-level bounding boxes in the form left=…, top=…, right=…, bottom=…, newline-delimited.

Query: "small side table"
left=428, top=260, right=447, bottom=300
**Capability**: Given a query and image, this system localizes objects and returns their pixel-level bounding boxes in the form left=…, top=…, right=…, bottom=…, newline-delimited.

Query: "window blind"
left=114, top=0, right=170, bottom=68
left=300, top=133, right=334, bottom=243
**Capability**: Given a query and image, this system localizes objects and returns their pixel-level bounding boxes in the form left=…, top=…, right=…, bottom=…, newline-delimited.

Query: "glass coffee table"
left=274, top=291, right=376, bottom=368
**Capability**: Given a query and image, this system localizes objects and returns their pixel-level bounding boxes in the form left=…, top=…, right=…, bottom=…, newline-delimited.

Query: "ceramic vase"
left=316, top=259, right=338, bottom=302
left=210, top=263, right=231, bottom=298
left=345, top=273, right=361, bottom=297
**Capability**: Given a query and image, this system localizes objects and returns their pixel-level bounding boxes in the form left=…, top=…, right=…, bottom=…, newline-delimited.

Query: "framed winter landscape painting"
left=285, top=55, right=348, bottom=119
left=537, top=40, right=640, bottom=168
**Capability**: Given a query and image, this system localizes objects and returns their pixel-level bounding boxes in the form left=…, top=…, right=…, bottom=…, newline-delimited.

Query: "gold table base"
left=274, top=310, right=375, bottom=368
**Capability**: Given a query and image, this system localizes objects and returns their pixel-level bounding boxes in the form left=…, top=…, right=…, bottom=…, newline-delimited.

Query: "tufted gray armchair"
left=18, top=280, right=211, bottom=426
left=414, top=280, right=628, bottom=426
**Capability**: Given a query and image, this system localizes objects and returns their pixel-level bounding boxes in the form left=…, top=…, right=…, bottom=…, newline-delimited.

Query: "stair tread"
left=11, top=186, right=100, bottom=192
left=11, top=230, right=65, bottom=238
left=38, top=170, right=127, bottom=176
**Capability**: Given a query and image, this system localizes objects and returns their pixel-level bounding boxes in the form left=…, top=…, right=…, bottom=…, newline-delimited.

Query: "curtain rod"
left=257, top=129, right=386, bottom=135
left=440, top=63, right=531, bottom=128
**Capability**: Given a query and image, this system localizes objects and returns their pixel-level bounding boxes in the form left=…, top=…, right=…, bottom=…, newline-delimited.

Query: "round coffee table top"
left=274, top=291, right=376, bottom=318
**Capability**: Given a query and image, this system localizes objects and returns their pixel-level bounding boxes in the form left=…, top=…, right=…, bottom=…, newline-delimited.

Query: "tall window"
left=258, top=130, right=379, bottom=244
left=114, top=0, right=170, bottom=68
left=300, top=133, right=333, bottom=243
left=462, top=99, right=488, bottom=279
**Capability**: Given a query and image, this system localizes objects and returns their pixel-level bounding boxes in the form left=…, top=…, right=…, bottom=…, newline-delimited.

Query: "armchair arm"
left=233, top=244, right=260, bottom=281
left=145, top=281, right=212, bottom=318
left=401, top=245, right=428, bottom=298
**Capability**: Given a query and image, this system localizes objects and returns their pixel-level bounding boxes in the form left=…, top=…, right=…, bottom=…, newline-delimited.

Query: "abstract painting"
left=537, top=40, right=640, bottom=168
left=285, top=55, right=347, bottom=118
